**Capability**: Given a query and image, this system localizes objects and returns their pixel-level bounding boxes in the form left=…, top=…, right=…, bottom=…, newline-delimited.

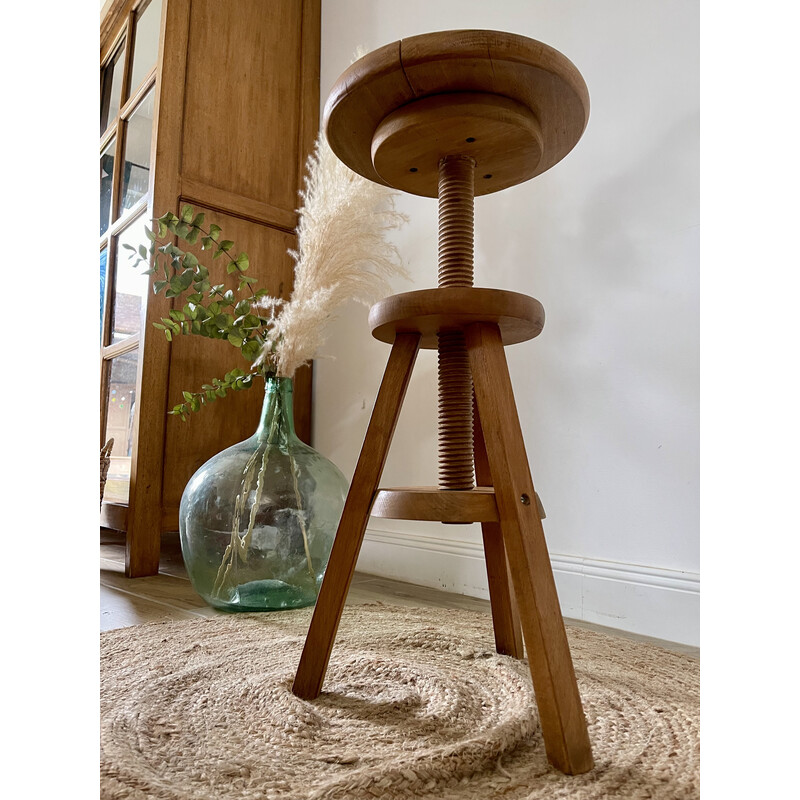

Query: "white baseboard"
left=358, top=525, right=699, bottom=647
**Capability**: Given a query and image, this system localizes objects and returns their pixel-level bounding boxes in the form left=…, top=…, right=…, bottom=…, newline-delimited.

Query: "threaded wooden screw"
left=437, top=156, right=476, bottom=491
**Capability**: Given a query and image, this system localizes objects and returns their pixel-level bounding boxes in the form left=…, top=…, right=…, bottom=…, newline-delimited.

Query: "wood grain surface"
left=467, top=322, right=593, bottom=775
left=369, top=287, right=545, bottom=349
left=324, top=29, right=589, bottom=191
left=292, top=333, right=421, bottom=699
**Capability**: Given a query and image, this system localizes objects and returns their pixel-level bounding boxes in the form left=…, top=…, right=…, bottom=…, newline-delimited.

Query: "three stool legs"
left=292, top=323, right=593, bottom=775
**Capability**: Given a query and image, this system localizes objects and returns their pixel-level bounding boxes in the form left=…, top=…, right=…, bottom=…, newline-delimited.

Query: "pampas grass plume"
left=254, top=131, right=409, bottom=377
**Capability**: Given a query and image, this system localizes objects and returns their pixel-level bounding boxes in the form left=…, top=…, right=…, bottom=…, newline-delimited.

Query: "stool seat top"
left=324, top=29, right=590, bottom=196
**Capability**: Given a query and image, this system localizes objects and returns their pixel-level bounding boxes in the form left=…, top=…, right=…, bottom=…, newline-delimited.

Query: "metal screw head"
left=520, top=493, right=530, bottom=505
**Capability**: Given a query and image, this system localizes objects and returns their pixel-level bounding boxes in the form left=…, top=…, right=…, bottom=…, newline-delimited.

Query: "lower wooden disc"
left=369, top=288, right=545, bottom=350
left=371, top=93, right=543, bottom=197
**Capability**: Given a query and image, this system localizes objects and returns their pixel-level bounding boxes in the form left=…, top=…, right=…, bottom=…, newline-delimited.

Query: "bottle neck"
left=255, top=376, right=299, bottom=446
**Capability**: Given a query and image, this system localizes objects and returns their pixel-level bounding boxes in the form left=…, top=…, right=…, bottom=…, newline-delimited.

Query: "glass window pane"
left=103, top=349, right=139, bottom=505
left=112, top=222, right=150, bottom=343
left=129, top=0, right=163, bottom=95
left=100, top=248, right=108, bottom=342
left=119, top=88, right=155, bottom=215
left=100, top=137, right=116, bottom=237
left=100, top=41, right=126, bottom=133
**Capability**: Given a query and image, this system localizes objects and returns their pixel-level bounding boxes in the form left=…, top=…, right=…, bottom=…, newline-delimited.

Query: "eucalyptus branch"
left=124, top=205, right=284, bottom=418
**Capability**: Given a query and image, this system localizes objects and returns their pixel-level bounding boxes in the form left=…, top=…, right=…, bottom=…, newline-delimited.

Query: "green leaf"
left=183, top=252, right=199, bottom=269
left=222, top=290, right=235, bottom=306
left=201, top=237, right=213, bottom=250
left=164, top=329, right=173, bottom=342
left=190, top=397, right=201, bottom=413
left=169, top=310, right=186, bottom=322
left=193, top=213, right=205, bottom=228
left=234, top=299, right=251, bottom=316
left=212, top=313, right=233, bottom=331
left=219, top=240, right=234, bottom=252
left=227, top=334, right=244, bottom=348
left=180, top=205, right=194, bottom=223
left=184, top=226, right=200, bottom=245
left=241, top=314, right=260, bottom=329
left=238, top=275, right=258, bottom=287
left=235, top=252, right=250, bottom=271
left=175, top=222, right=191, bottom=238
left=226, top=262, right=238, bottom=274
left=209, top=224, right=222, bottom=242
left=122, top=243, right=135, bottom=251
left=153, top=323, right=168, bottom=331
left=182, top=390, right=194, bottom=401
left=138, top=244, right=148, bottom=259
left=145, top=226, right=157, bottom=242
left=186, top=292, right=204, bottom=304
left=165, top=288, right=179, bottom=299
left=241, top=339, right=262, bottom=362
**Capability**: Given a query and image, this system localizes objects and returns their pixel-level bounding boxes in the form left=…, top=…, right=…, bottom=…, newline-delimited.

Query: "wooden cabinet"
left=100, top=0, right=320, bottom=577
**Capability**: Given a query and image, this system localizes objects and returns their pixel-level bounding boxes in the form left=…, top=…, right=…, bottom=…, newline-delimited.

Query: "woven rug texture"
left=100, top=603, right=699, bottom=799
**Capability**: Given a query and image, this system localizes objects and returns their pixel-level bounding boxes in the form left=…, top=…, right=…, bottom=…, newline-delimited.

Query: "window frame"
left=100, top=0, right=161, bottom=484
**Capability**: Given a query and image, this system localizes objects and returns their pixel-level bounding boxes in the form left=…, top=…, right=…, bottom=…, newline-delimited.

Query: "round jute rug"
left=101, top=604, right=699, bottom=800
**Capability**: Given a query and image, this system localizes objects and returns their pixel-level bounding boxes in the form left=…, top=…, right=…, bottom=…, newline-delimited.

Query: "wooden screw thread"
left=437, top=156, right=476, bottom=491
left=437, top=329, right=475, bottom=490
left=438, top=156, right=475, bottom=287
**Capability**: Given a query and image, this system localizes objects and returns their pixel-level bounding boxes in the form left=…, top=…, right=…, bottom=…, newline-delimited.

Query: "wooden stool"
left=292, top=30, right=594, bottom=775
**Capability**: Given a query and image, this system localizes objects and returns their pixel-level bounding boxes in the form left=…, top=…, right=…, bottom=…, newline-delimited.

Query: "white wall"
left=315, top=0, right=699, bottom=645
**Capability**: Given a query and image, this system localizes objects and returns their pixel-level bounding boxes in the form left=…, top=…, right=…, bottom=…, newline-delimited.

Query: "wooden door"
left=100, top=0, right=321, bottom=576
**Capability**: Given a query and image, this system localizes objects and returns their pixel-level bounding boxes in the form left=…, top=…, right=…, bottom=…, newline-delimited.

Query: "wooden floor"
left=101, top=530, right=699, bottom=659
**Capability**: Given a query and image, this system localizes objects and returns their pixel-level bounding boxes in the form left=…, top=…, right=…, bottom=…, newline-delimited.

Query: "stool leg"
left=473, top=393, right=524, bottom=658
left=292, top=333, right=421, bottom=700
left=466, top=322, right=594, bottom=775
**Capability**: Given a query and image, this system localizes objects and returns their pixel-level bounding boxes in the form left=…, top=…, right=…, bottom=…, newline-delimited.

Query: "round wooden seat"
left=324, top=29, right=590, bottom=197
left=369, top=288, right=545, bottom=349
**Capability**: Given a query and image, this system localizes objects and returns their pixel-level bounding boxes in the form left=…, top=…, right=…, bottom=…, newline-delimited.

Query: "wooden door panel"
left=181, top=0, right=303, bottom=213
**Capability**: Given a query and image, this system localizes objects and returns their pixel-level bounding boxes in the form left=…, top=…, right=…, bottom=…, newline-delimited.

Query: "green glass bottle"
left=180, top=377, right=348, bottom=611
